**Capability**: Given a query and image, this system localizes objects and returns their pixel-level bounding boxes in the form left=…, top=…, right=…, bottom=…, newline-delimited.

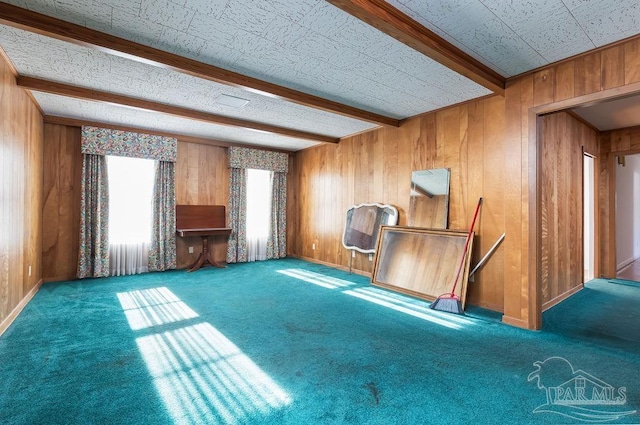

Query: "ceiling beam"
left=326, top=0, right=505, bottom=95
left=0, top=2, right=399, bottom=127
left=17, top=76, right=339, bottom=144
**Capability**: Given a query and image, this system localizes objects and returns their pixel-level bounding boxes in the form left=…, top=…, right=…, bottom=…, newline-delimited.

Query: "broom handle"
left=449, top=197, right=483, bottom=296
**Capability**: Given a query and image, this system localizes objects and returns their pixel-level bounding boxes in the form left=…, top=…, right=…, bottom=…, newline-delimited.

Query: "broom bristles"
left=430, top=294, right=465, bottom=315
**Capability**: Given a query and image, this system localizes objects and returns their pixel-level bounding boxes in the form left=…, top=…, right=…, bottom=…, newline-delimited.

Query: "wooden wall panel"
left=42, top=124, right=82, bottom=281
left=539, top=113, right=597, bottom=309
left=290, top=96, right=507, bottom=311
left=0, top=52, right=43, bottom=332
left=41, top=134, right=235, bottom=278
left=501, top=33, right=640, bottom=328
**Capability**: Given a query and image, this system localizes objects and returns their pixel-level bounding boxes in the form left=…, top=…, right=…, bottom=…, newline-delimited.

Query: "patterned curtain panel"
left=226, top=168, right=248, bottom=263
left=227, top=146, right=288, bottom=172
left=81, top=126, right=177, bottom=162
left=266, top=172, right=287, bottom=259
left=148, top=161, right=177, bottom=271
left=77, top=154, right=110, bottom=278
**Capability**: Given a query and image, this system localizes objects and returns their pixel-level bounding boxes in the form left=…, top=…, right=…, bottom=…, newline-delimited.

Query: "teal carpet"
left=1, top=258, right=638, bottom=424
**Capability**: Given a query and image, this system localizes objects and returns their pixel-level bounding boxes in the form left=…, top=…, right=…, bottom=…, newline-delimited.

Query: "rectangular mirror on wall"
left=409, top=168, right=450, bottom=229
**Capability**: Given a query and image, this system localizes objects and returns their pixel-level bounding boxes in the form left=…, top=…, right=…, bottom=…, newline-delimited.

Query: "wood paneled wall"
left=41, top=125, right=233, bottom=279
left=175, top=142, right=229, bottom=269
left=539, top=112, right=598, bottom=309
left=289, top=95, right=507, bottom=311
left=0, top=52, right=43, bottom=332
left=42, top=124, right=82, bottom=281
left=504, top=37, right=640, bottom=328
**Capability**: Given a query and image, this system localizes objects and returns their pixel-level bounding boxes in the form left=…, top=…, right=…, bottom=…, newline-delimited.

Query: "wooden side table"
left=176, top=227, right=232, bottom=272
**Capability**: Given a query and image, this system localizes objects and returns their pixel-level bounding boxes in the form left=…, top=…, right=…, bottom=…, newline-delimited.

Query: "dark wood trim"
left=326, top=0, right=505, bottom=95
left=0, top=2, right=399, bottom=127
left=529, top=110, right=541, bottom=329
left=18, top=76, right=339, bottom=144
left=43, top=115, right=298, bottom=153
left=542, top=284, right=583, bottom=311
left=532, top=80, right=640, bottom=115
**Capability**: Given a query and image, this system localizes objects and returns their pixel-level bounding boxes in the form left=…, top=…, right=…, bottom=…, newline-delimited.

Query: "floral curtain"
left=227, top=146, right=288, bottom=172
left=227, top=146, right=288, bottom=263
left=81, top=126, right=177, bottom=161
left=227, top=168, right=248, bottom=263
left=79, top=126, right=177, bottom=277
left=266, top=172, right=287, bottom=259
left=148, top=161, right=177, bottom=271
left=77, top=154, right=110, bottom=278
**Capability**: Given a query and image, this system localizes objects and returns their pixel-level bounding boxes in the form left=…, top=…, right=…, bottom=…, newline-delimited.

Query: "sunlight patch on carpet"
left=276, top=268, right=357, bottom=289
left=136, top=322, right=291, bottom=424
left=343, top=287, right=475, bottom=329
left=116, top=287, right=199, bottom=330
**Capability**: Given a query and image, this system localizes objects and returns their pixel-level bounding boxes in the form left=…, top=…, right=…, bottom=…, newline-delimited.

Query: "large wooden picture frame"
left=371, top=226, right=474, bottom=307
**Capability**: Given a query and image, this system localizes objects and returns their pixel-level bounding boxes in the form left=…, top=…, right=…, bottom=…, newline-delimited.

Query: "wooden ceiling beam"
left=326, top=0, right=506, bottom=95
left=17, top=76, right=339, bottom=144
left=0, top=2, right=399, bottom=127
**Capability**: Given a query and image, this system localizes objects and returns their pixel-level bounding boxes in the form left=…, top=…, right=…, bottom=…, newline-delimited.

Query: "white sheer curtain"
left=246, top=169, right=273, bottom=262
left=107, top=156, right=156, bottom=276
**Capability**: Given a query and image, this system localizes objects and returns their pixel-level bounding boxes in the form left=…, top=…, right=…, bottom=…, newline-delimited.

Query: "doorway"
left=583, top=153, right=595, bottom=282
left=615, top=153, right=640, bottom=281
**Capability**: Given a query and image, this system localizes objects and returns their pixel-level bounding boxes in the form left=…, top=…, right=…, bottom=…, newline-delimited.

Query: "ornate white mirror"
left=408, top=168, right=450, bottom=229
left=342, top=203, right=398, bottom=254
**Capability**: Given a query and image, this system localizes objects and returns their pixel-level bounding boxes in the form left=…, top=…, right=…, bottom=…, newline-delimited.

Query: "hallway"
left=617, top=258, right=640, bottom=282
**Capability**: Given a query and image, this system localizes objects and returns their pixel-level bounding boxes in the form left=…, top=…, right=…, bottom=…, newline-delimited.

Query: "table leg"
left=186, top=235, right=227, bottom=271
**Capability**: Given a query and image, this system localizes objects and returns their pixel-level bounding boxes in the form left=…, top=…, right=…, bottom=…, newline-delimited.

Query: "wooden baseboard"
left=287, top=255, right=372, bottom=278
left=617, top=256, right=640, bottom=272
left=502, top=314, right=533, bottom=330
left=542, top=284, right=584, bottom=311
left=0, top=279, right=43, bottom=337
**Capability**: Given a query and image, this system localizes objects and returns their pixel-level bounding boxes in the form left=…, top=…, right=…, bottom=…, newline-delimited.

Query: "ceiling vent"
left=216, top=94, right=250, bottom=108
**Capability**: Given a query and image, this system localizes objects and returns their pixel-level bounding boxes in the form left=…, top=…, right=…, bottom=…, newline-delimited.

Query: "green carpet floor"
left=1, top=258, right=638, bottom=424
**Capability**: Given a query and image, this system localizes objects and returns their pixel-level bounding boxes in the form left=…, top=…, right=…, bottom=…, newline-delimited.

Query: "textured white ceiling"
left=385, top=0, right=640, bottom=77
left=0, top=24, right=374, bottom=139
left=33, top=92, right=319, bottom=151
left=573, top=95, right=640, bottom=131
left=2, top=0, right=491, bottom=116
left=1, top=0, right=640, bottom=150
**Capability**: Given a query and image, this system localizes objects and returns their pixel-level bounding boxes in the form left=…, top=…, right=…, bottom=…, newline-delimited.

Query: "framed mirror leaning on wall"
left=408, top=168, right=450, bottom=229
left=342, top=203, right=399, bottom=254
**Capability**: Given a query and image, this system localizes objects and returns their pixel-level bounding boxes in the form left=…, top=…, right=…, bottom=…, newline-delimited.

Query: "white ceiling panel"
left=3, top=0, right=491, bottom=119
left=34, top=92, right=319, bottom=151
left=2, top=0, right=640, bottom=150
left=0, top=24, right=376, bottom=139
left=386, top=0, right=640, bottom=77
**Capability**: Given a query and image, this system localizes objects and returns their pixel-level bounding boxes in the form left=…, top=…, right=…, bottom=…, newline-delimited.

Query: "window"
left=246, top=168, right=273, bottom=261
left=107, top=155, right=156, bottom=275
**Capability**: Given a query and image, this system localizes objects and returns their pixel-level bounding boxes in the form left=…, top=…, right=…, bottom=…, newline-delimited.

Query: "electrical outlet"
left=312, top=243, right=316, bottom=250
left=188, top=246, right=194, bottom=254
left=368, top=254, right=373, bottom=261
left=352, top=250, right=356, bottom=258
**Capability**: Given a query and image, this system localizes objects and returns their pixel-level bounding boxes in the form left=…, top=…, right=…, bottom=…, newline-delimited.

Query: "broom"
left=430, top=197, right=483, bottom=315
